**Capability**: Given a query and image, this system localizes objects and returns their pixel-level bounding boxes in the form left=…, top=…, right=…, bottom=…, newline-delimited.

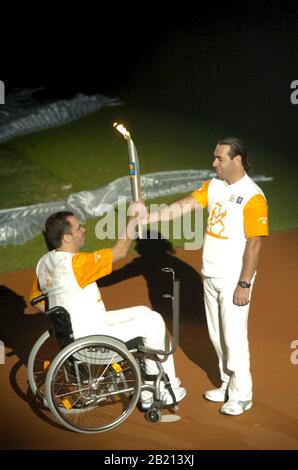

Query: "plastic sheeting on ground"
left=0, top=170, right=273, bottom=246
left=0, top=90, right=121, bottom=144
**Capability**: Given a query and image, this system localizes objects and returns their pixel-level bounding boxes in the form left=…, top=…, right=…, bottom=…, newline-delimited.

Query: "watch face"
left=239, top=281, right=250, bottom=288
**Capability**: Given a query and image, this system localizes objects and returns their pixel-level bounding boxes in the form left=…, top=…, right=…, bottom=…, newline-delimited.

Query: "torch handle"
left=127, top=138, right=143, bottom=238
left=127, top=139, right=142, bottom=200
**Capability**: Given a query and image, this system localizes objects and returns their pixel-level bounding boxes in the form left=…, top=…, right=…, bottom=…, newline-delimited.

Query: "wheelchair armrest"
left=125, top=336, right=144, bottom=351
left=138, top=344, right=173, bottom=357
left=31, top=294, right=48, bottom=306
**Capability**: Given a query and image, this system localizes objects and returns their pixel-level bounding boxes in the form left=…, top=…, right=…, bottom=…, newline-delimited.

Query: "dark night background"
left=1, top=1, right=298, bottom=163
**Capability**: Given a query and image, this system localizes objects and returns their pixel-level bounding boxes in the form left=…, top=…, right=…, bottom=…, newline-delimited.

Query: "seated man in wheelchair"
left=30, top=210, right=186, bottom=410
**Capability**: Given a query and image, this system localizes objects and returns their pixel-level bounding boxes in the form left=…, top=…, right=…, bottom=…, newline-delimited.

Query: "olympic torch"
left=113, top=122, right=143, bottom=238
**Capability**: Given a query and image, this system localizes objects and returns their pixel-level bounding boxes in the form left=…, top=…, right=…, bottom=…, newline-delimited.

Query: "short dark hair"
left=217, top=137, right=250, bottom=172
left=45, top=211, right=74, bottom=248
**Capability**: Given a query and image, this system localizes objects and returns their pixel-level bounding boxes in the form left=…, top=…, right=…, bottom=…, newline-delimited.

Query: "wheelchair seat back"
left=46, top=306, right=74, bottom=349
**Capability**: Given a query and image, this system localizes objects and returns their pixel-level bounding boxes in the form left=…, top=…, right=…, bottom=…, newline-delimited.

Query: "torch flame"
left=113, top=122, right=131, bottom=140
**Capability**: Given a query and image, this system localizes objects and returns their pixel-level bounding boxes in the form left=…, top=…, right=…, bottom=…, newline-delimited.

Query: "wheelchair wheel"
left=146, top=407, right=162, bottom=423
left=45, top=335, right=141, bottom=433
left=27, top=330, right=59, bottom=405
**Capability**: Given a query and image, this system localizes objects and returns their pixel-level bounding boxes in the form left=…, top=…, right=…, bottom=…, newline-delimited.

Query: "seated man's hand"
left=128, top=200, right=148, bottom=223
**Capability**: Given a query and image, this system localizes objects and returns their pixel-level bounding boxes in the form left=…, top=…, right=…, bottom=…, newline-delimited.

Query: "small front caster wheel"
left=146, top=408, right=161, bottom=423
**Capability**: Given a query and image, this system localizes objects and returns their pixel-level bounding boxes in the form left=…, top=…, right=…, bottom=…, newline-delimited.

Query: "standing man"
left=143, top=137, right=269, bottom=415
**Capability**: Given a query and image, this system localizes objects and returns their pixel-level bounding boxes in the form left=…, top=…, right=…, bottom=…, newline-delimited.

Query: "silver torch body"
left=127, top=138, right=142, bottom=202
left=113, top=123, right=143, bottom=238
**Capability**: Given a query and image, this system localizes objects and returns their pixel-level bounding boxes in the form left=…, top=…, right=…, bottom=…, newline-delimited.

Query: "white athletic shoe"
left=140, top=377, right=181, bottom=402
left=220, top=399, right=253, bottom=416
left=141, top=385, right=187, bottom=410
left=204, top=385, right=228, bottom=402
left=171, top=377, right=182, bottom=388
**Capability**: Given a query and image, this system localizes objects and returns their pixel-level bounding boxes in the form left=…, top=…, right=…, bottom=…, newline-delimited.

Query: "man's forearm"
left=239, top=237, right=263, bottom=282
left=112, top=212, right=141, bottom=263
left=144, top=195, right=199, bottom=224
left=112, top=226, right=133, bottom=263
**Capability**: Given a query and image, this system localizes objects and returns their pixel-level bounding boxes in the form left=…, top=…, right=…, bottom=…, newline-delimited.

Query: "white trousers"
left=97, top=306, right=177, bottom=384
left=203, top=276, right=254, bottom=401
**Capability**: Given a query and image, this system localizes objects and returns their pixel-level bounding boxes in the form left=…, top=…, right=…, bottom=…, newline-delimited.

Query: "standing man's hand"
left=233, top=285, right=250, bottom=306
left=128, top=200, right=148, bottom=221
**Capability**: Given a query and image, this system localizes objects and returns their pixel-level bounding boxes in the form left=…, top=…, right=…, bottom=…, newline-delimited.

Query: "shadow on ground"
left=99, top=230, right=219, bottom=385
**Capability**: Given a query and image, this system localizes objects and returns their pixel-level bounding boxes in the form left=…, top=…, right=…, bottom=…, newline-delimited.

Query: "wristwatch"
left=238, top=280, right=251, bottom=288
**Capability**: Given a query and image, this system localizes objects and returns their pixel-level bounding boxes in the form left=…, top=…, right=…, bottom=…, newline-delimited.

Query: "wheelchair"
left=27, top=268, right=181, bottom=434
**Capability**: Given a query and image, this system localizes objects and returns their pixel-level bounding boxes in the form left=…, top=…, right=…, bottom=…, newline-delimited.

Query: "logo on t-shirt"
left=45, top=278, right=53, bottom=289
left=256, top=216, right=268, bottom=224
left=230, top=195, right=243, bottom=204
left=206, top=202, right=228, bottom=239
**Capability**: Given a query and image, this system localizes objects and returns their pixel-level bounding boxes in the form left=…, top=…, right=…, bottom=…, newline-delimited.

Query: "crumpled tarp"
left=0, top=89, right=121, bottom=144
left=0, top=170, right=273, bottom=245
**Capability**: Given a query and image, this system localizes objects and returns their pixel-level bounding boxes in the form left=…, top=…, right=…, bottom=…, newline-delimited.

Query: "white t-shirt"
left=31, top=248, right=113, bottom=339
left=192, top=174, right=269, bottom=278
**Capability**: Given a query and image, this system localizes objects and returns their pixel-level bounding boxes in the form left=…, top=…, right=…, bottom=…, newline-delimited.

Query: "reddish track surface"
left=0, top=230, right=297, bottom=450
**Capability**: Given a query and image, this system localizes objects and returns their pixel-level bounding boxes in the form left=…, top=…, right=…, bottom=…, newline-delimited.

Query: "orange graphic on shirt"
left=206, top=203, right=228, bottom=239
left=45, top=277, right=53, bottom=289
